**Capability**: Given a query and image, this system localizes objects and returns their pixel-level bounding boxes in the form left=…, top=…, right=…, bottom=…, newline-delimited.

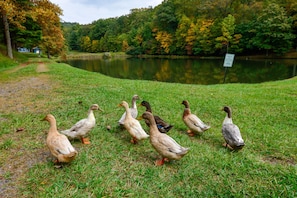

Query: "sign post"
left=223, top=53, right=235, bottom=83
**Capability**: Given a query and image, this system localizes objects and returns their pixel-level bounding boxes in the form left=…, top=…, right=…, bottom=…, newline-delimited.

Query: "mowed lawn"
left=0, top=58, right=296, bottom=197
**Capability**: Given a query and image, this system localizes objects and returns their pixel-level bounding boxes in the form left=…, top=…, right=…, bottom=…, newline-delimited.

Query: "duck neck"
left=125, top=105, right=132, bottom=119
left=131, top=99, right=137, bottom=109
left=148, top=117, right=158, bottom=135
left=183, top=108, right=191, bottom=118
left=87, top=110, right=95, bottom=120
left=223, top=115, right=233, bottom=124
left=145, top=104, right=152, bottom=113
left=48, top=118, right=58, bottom=134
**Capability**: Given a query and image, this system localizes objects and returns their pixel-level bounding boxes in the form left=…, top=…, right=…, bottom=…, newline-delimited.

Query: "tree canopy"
left=0, top=0, right=64, bottom=58
left=61, top=0, right=296, bottom=56
left=1, top=0, right=296, bottom=57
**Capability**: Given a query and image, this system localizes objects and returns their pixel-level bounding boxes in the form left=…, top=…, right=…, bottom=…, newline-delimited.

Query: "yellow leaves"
left=155, top=31, right=173, bottom=54
left=30, top=1, right=65, bottom=56
left=135, top=35, right=143, bottom=45
left=199, top=20, right=213, bottom=32
left=122, top=40, right=129, bottom=52
left=0, top=0, right=26, bottom=29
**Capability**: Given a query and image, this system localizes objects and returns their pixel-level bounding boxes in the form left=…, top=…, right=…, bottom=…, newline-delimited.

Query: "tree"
left=31, top=0, right=65, bottom=58
left=193, top=19, right=216, bottom=55
left=154, top=0, right=178, bottom=33
left=0, top=0, right=28, bottom=59
left=81, top=36, right=92, bottom=52
left=11, top=17, right=42, bottom=50
left=175, top=15, right=191, bottom=54
left=251, top=3, right=295, bottom=55
left=215, top=14, right=241, bottom=53
left=155, top=31, right=173, bottom=54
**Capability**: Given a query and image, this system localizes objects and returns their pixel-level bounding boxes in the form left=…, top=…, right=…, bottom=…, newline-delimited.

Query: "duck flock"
left=43, top=94, right=245, bottom=167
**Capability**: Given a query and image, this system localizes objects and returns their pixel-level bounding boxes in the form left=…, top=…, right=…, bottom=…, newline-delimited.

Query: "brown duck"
left=140, top=100, right=173, bottom=133
left=43, top=114, right=78, bottom=163
left=141, top=112, right=189, bottom=166
left=181, top=100, right=210, bottom=136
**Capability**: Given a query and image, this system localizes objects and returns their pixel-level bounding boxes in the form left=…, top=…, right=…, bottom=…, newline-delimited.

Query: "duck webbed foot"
left=187, top=130, right=195, bottom=137
left=130, top=137, right=138, bottom=144
left=81, top=137, right=91, bottom=144
left=222, top=143, right=234, bottom=150
left=155, top=158, right=165, bottom=166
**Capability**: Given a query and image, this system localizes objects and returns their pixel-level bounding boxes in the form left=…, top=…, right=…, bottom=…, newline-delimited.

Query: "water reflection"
left=64, top=58, right=297, bottom=85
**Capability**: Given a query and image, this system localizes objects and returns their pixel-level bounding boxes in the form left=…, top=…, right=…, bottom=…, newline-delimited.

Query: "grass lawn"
left=0, top=57, right=296, bottom=197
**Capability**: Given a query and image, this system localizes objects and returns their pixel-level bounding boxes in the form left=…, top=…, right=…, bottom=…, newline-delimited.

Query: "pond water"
left=64, top=57, right=297, bottom=85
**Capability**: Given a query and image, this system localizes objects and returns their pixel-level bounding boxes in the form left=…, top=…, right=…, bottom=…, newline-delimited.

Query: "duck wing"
left=48, top=134, right=76, bottom=155
left=69, top=118, right=88, bottom=131
left=222, top=123, right=244, bottom=145
left=125, top=119, right=149, bottom=140
left=118, top=112, right=126, bottom=125
left=60, top=118, right=89, bottom=138
left=158, top=134, right=188, bottom=155
left=187, top=114, right=210, bottom=130
left=154, top=115, right=173, bottom=133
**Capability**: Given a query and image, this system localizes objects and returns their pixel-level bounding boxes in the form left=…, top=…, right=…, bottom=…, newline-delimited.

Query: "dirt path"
left=0, top=62, right=53, bottom=197
left=36, top=62, right=49, bottom=73
left=0, top=62, right=51, bottom=114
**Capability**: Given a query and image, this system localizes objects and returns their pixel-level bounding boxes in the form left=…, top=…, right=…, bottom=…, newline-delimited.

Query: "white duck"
left=118, top=95, right=140, bottom=126
left=182, top=100, right=210, bottom=136
left=118, top=101, right=149, bottom=144
left=43, top=114, right=78, bottom=164
left=222, top=106, right=245, bottom=150
left=141, top=112, right=189, bottom=166
left=60, top=104, right=102, bottom=144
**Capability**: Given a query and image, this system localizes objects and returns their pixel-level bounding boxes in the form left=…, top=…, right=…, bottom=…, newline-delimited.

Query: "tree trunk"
left=2, top=12, right=13, bottom=59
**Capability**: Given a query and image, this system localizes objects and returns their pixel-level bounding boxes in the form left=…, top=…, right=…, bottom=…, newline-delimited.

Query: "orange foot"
left=155, top=158, right=165, bottom=166
left=222, top=143, right=233, bottom=150
left=81, top=137, right=91, bottom=144
left=53, top=159, right=59, bottom=164
left=130, top=137, right=138, bottom=144
left=187, top=130, right=195, bottom=137
left=130, top=137, right=137, bottom=144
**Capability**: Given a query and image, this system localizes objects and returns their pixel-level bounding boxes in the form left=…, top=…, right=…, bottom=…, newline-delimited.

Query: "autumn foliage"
left=0, top=0, right=65, bottom=58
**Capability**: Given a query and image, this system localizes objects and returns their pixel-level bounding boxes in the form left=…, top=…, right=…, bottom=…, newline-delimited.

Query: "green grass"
left=0, top=57, right=296, bottom=197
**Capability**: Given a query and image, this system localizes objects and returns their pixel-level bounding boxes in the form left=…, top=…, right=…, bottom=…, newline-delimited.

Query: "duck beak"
left=117, top=104, right=122, bottom=107
left=98, top=107, right=104, bottom=112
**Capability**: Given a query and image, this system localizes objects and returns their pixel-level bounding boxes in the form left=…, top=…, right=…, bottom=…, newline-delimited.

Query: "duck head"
left=90, top=104, right=103, bottom=111
left=181, top=100, right=190, bottom=108
left=118, top=101, right=129, bottom=108
left=42, top=114, right=55, bottom=122
left=222, top=106, right=232, bottom=118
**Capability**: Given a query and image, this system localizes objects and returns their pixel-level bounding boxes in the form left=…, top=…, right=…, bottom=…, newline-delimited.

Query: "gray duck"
left=222, top=106, right=245, bottom=150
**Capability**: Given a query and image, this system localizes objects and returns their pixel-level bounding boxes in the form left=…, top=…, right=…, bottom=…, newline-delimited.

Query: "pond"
left=64, top=57, right=297, bottom=85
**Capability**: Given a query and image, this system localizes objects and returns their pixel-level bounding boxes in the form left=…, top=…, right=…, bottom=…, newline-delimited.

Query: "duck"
left=60, top=104, right=102, bottom=144
left=141, top=112, right=189, bottom=166
left=118, top=101, right=149, bottom=144
left=181, top=100, right=210, bottom=136
left=118, top=95, right=140, bottom=126
left=43, top=114, right=78, bottom=163
left=222, top=106, right=245, bottom=150
left=140, top=100, right=173, bottom=133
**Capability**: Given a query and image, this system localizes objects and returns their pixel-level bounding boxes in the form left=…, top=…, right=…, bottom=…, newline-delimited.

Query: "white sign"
left=223, top=53, right=235, bottom=67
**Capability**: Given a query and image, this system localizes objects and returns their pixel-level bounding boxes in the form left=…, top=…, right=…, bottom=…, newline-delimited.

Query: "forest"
left=1, top=0, right=297, bottom=57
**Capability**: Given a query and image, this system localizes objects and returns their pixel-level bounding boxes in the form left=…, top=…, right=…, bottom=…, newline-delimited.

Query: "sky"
left=50, top=0, right=164, bottom=25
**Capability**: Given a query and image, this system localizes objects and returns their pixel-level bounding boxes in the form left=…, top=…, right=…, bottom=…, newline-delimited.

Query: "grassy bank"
left=0, top=57, right=296, bottom=197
